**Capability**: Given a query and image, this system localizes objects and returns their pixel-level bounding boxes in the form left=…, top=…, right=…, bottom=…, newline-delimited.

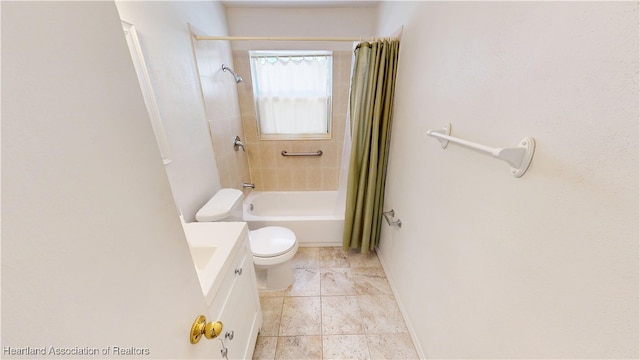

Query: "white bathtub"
left=243, top=191, right=345, bottom=246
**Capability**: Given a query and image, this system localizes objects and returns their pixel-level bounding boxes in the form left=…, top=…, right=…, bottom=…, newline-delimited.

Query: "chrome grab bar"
left=382, top=209, right=402, bottom=228
left=281, top=150, right=323, bottom=157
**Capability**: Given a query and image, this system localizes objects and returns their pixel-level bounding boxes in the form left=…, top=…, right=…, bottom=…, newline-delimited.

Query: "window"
left=249, top=50, right=333, bottom=140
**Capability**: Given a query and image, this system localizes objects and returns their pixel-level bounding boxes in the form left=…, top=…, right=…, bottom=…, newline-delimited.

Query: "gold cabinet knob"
left=190, top=315, right=223, bottom=344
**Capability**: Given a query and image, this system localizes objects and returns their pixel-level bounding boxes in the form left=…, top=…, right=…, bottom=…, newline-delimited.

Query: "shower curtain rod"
left=193, top=35, right=381, bottom=42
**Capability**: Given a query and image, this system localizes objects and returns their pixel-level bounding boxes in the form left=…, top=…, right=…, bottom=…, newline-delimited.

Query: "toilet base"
left=254, top=260, right=295, bottom=291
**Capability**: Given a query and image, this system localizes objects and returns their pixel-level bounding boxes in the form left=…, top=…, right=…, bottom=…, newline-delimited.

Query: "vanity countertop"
left=181, top=221, right=248, bottom=306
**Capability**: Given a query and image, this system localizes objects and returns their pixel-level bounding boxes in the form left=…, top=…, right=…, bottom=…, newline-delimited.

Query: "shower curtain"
left=342, top=38, right=399, bottom=254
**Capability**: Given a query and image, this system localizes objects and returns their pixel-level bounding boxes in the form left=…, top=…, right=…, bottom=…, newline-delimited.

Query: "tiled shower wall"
left=193, top=37, right=252, bottom=191
left=234, top=50, right=352, bottom=191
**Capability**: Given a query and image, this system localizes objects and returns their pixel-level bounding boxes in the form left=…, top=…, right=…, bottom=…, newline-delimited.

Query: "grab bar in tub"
left=382, top=209, right=402, bottom=228
left=281, top=150, right=323, bottom=157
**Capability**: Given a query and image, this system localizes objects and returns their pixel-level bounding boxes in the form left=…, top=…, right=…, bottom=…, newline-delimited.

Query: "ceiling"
left=221, top=0, right=380, bottom=8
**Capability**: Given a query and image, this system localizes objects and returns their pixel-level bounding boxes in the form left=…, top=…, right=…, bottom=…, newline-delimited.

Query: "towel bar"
left=427, top=123, right=535, bottom=178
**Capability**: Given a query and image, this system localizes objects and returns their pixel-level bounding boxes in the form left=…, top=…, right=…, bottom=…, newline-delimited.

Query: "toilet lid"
left=249, top=227, right=296, bottom=257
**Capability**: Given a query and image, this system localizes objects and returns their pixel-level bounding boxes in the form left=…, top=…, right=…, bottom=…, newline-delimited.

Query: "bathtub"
left=243, top=191, right=345, bottom=246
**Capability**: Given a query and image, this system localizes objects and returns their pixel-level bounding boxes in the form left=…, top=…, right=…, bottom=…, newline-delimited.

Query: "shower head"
left=222, top=64, right=243, bottom=84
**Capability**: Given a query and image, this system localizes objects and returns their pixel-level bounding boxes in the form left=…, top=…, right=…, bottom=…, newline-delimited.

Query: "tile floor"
left=252, top=247, right=419, bottom=360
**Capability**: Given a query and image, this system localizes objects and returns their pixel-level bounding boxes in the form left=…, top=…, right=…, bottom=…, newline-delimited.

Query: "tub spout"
left=242, top=183, right=255, bottom=189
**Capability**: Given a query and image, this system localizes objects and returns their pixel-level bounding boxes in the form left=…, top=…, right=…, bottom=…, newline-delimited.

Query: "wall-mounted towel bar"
left=426, top=123, right=535, bottom=178
left=382, top=209, right=402, bottom=228
left=281, top=150, right=323, bottom=157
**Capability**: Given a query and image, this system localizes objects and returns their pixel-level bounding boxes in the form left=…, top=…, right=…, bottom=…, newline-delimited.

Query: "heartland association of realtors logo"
left=3, top=345, right=151, bottom=357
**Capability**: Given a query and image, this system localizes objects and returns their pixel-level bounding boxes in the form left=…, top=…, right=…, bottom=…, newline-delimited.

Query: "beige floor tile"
left=358, top=295, right=408, bottom=334
left=285, top=269, right=320, bottom=297
left=275, top=336, right=323, bottom=360
left=351, top=267, right=393, bottom=295
left=259, top=297, right=284, bottom=337
left=347, top=250, right=382, bottom=268
left=321, top=296, right=364, bottom=335
left=320, top=247, right=350, bottom=268
left=253, top=336, right=277, bottom=360
left=292, top=247, right=320, bottom=269
left=366, top=333, right=419, bottom=359
left=279, top=297, right=322, bottom=336
left=321, top=268, right=357, bottom=296
left=251, top=247, right=418, bottom=360
left=260, top=289, right=286, bottom=298
left=322, top=335, right=370, bottom=360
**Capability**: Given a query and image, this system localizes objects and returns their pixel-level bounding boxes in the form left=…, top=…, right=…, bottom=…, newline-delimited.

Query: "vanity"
left=182, top=221, right=262, bottom=359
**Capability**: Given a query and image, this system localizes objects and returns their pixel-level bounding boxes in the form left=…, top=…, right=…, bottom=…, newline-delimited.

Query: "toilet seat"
left=249, top=226, right=296, bottom=258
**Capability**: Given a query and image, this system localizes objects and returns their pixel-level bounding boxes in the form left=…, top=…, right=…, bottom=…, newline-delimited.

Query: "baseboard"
left=298, top=242, right=342, bottom=247
left=375, top=246, right=426, bottom=359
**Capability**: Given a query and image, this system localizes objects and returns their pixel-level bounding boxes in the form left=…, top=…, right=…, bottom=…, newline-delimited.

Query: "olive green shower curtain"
left=342, top=39, right=399, bottom=253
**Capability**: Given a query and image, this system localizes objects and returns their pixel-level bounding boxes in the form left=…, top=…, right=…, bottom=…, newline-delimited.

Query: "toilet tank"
left=195, top=188, right=244, bottom=222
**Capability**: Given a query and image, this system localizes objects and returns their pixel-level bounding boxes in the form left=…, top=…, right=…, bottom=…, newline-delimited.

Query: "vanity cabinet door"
left=210, top=237, right=262, bottom=360
left=219, top=252, right=261, bottom=359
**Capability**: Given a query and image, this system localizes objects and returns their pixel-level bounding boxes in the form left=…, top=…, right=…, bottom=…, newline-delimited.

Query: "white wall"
left=225, top=6, right=377, bottom=51
left=376, top=1, right=639, bottom=359
left=115, top=1, right=230, bottom=221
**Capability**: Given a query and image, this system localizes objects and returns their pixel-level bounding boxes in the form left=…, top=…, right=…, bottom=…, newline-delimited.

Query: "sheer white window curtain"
left=251, top=52, right=332, bottom=135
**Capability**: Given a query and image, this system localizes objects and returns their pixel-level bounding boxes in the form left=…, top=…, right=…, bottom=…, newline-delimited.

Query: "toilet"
left=195, top=188, right=298, bottom=290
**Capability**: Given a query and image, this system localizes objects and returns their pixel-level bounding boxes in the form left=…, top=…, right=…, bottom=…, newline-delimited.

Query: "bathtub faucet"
left=232, top=135, right=245, bottom=152
left=242, top=183, right=255, bottom=189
